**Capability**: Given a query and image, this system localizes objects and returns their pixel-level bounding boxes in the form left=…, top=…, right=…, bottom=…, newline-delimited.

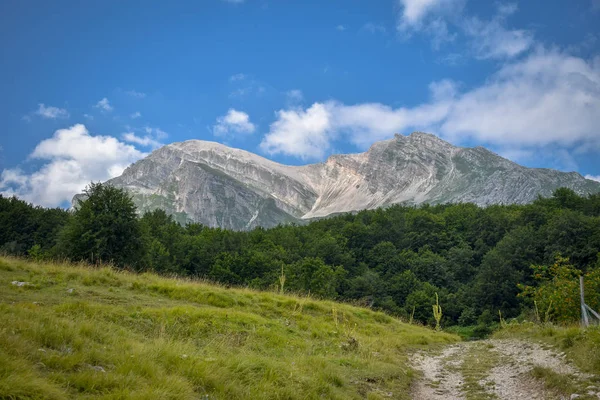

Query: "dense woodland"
left=2, top=183, right=600, bottom=329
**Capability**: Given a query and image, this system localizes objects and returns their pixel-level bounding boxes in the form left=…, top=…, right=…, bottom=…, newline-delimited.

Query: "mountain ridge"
left=83, top=132, right=600, bottom=230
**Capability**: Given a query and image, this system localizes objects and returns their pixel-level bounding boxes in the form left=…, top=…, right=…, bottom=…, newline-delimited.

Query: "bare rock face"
left=82, top=132, right=600, bottom=230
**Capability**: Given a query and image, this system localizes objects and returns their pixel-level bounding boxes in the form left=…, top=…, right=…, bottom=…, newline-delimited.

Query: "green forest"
left=2, top=183, right=600, bottom=332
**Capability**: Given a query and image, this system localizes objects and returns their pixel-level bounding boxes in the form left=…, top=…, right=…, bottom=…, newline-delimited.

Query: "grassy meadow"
left=0, top=256, right=458, bottom=399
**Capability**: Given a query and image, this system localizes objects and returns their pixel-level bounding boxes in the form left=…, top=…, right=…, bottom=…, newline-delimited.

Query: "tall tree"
left=58, top=183, right=145, bottom=268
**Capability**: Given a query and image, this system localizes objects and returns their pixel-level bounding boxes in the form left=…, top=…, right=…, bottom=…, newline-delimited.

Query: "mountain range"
left=82, top=132, right=600, bottom=230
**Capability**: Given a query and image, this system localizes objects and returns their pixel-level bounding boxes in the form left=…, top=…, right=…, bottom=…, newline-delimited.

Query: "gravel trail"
left=410, top=339, right=600, bottom=400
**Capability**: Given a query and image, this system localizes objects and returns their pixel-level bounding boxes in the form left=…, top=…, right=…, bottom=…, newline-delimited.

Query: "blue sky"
left=1, top=0, right=599, bottom=207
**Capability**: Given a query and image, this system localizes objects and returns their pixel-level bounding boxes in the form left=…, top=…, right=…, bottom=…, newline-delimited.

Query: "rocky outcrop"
left=85, top=132, right=600, bottom=230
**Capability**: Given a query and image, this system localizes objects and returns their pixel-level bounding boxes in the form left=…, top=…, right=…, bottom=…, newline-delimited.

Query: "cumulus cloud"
left=260, top=91, right=452, bottom=160
left=228, top=74, right=267, bottom=98
left=260, top=103, right=333, bottom=160
left=396, top=0, right=463, bottom=48
left=438, top=49, right=600, bottom=146
left=396, top=0, right=533, bottom=59
left=143, top=127, right=168, bottom=140
left=497, top=2, right=518, bottom=16
left=122, top=132, right=161, bottom=149
left=499, top=146, right=581, bottom=172
left=229, top=85, right=266, bottom=98
left=462, top=11, right=534, bottom=59
left=125, top=90, right=146, bottom=99
left=34, top=104, right=69, bottom=119
left=121, top=126, right=166, bottom=149
left=397, top=0, right=461, bottom=29
left=336, top=25, right=346, bottom=31
left=286, top=89, right=304, bottom=103
left=424, top=18, right=456, bottom=49
left=130, top=111, right=142, bottom=119
left=94, top=97, right=113, bottom=112
left=260, top=49, right=600, bottom=161
left=0, top=124, right=145, bottom=207
left=229, top=73, right=246, bottom=82
left=213, top=109, right=256, bottom=137
left=361, top=22, right=387, bottom=34
left=585, top=175, right=600, bottom=182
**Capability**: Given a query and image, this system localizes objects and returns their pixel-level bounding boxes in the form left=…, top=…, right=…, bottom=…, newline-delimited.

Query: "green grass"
left=444, top=324, right=499, bottom=341
left=0, top=256, right=458, bottom=399
left=457, top=343, right=499, bottom=399
left=529, top=366, right=585, bottom=399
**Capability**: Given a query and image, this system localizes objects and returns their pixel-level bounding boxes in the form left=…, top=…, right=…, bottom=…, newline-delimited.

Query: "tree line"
left=1, top=183, right=599, bottom=328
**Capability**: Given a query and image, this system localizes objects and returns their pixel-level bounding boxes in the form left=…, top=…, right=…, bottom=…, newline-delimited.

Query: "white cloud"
left=222, top=0, right=244, bottom=3
left=260, top=49, right=600, bottom=161
left=396, top=0, right=532, bottom=59
left=94, top=98, right=113, bottom=112
left=362, top=22, right=387, bottom=34
left=425, top=18, right=456, bottom=49
left=328, top=100, right=451, bottom=148
left=260, top=80, right=455, bottom=159
left=229, top=84, right=266, bottom=98
left=0, top=124, right=145, bottom=207
left=260, top=103, right=333, bottom=160
left=336, top=25, right=346, bottom=31
left=497, top=2, right=518, bottom=17
left=137, top=126, right=169, bottom=144
left=438, top=49, right=600, bottom=147
left=1, top=168, right=28, bottom=187
left=213, top=109, right=256, bottom=137
left=228, top=74, right=267, bottom=98
left=122, top=132, right=162, bottom=149
left=143, top=127, right=168, bottom=140
left=130, top=111, right=142, bottom=119
left=286, top=89, right=304, bottom=103
left=396, top=0, right=464, bottom=48
left=397, top=0, right=462, bottom=29
left=585, top=175, right=600, bottom=182
left=499, top=146, right=581, bottom=172
left=157, top=128, right=168, bottom=139
left=229, top=73, right=246, bottom=82
left=34, top=104, right=69, bottom=119
left=83, top=114, right=94, bottom=120
left=463, top=14, right=534, bottom=59
left=125, top=90, right=146, bottom=99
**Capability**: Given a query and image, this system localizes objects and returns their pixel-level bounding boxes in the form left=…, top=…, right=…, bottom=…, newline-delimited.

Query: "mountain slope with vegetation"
left=3, top=184, right=600, bottom=330
left=0, top=256, right=458, bottom=400
left=94, top=132, right=600, bottom=229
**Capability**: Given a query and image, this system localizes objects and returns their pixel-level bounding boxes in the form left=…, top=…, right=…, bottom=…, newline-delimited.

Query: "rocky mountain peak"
left=90, top=133, right=600, bottom=230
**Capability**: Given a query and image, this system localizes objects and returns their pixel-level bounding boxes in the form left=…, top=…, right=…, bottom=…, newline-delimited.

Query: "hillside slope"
left=0, top=257, right=457, bottom=400
left=91, top=132, right=600, bottom=229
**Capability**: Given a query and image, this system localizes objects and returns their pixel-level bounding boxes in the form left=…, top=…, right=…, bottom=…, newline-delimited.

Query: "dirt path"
left=410, top=339, right=600, bottom=400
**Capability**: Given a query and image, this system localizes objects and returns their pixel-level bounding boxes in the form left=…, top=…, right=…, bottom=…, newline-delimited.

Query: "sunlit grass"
left=0, top=256, right=458, bottom=399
